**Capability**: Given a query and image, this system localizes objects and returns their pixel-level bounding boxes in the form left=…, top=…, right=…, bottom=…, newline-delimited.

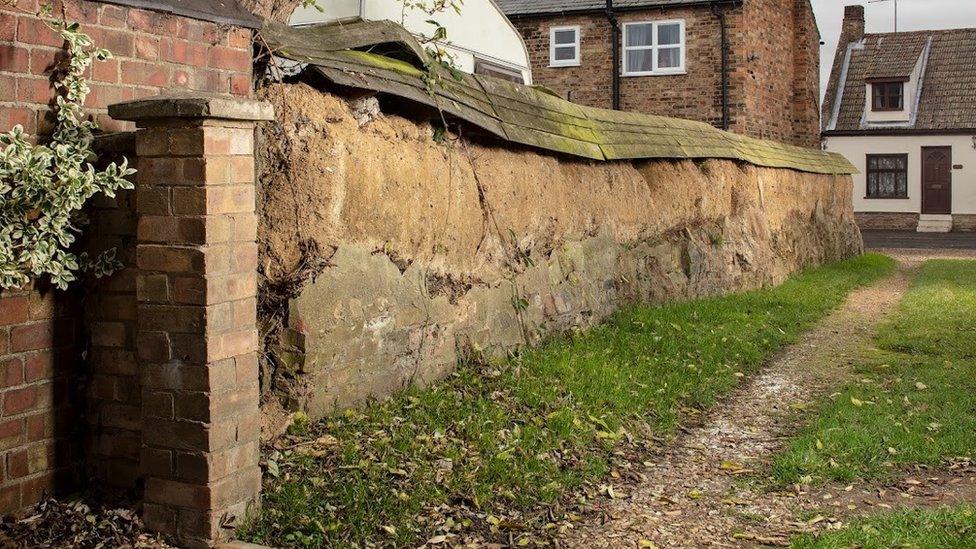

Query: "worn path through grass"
left=775, top=258, right=976, bottom=547
left=561, top=256, right=913, bottom=547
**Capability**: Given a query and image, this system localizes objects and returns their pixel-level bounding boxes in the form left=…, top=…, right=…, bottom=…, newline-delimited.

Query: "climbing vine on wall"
left=0, top=7, right=135, bottom=290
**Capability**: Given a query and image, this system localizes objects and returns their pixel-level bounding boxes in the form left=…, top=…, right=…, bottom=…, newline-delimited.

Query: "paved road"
left=863, top=230, right=976, bottom=251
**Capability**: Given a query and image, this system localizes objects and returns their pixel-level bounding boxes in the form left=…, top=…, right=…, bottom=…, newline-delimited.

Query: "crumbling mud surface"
left=255, top=84, right=863, bottom=421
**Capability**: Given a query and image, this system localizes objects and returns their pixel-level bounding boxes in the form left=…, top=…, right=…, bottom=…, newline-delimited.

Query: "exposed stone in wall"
left=256, top=84, right=862, bottom=421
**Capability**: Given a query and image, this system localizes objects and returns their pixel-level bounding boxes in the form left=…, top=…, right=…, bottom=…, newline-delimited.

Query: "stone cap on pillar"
left=108, top=92, right=275, bottom=123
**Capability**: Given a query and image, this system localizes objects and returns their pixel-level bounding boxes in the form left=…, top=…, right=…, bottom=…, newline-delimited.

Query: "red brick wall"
left=0, top=0, right=255, bottom=512
left=0, top=0, right=253, bottom=137
left=0, top=286, right=80, bottom=513
left=791, top=0, right=822, bottom=148
left=727, top=0, right=792, bottom=142
left=513, top=7, right=725, bottom=126
left=515, top=15, right=614, bottom=109
left=729, top=0, right=820, bottom=146
left=85, top=136, right=142, bottom=492
left=510, top=0, right=821, bottom=147
left=127, top=114, right=264, bottom=546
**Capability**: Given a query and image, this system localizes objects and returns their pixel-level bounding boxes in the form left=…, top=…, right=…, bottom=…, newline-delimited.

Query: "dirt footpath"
left=559, top=260, right=919, bottom=547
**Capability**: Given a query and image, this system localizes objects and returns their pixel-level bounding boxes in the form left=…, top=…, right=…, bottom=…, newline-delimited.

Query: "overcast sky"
left=812, top=0, right=976, bottom=101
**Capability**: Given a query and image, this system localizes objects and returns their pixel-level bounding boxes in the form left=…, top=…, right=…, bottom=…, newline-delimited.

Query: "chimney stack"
left=841, top=5, right=866, bottom=43
left=822, top=5, right=866, bottom=127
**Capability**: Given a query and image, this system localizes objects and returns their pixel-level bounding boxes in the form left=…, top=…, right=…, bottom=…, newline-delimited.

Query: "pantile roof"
left=827, top=28, right=976, bottom=133
left=864, top=33, right=927, bottom=80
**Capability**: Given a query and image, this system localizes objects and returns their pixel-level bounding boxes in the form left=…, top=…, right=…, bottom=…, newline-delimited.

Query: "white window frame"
left=549, top=25, right=581, bottom=67
left=474, top=58, right=527, bottom=84
left=621, top=19, right=686, bottom=77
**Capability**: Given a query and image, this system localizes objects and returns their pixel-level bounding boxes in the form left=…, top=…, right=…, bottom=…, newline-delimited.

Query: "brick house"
left=822, top=6, right=976, bottom=232
left=1, top=0, right=268, bottom=545
left=497, top=0, right=823, bottom=147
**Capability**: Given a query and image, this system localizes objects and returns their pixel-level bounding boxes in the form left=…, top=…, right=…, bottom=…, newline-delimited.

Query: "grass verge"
left=773, top=260, right=976, bottom=485
left=875, top=260, right=976, bottom=358
left=791, top=505, right=976, bottom=548
left=241, top=253, right=893, bottom=547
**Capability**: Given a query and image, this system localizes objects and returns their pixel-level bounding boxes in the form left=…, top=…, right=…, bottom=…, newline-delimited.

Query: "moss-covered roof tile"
left=263, top=21, right=855, bottom=175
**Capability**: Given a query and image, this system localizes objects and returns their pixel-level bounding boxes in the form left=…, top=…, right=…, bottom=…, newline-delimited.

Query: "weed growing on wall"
left=300, top=0, right=324, bottom=11
left=0, top=6, right=135, bottom=290
left=399, top=0, right=465, bottom=93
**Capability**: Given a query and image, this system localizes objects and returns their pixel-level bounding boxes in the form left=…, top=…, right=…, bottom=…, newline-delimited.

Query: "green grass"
left=240, top=253, right=893, bottom=547
left=774, top=260, right=976, bottom=486
left=791, top=505, right=976, bottom=548
left=876, top=260, right=976, bottom=359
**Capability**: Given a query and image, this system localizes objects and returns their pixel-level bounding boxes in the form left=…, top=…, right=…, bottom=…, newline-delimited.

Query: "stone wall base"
left=856, top=212, right=976, bottom=232
left=953, top=215, right=976, bottom=232
left=855, top=212, right=920, bottom=231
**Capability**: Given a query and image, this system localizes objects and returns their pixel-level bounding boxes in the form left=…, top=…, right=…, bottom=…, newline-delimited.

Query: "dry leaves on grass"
left=0, top=498, right=169, bottom=549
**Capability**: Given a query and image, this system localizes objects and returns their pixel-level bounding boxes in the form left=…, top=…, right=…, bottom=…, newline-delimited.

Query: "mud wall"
left=257, top=84, right=862, bottom=420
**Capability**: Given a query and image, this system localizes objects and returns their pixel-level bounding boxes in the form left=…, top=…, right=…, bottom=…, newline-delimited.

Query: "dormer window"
left=871, top=81, right=905, bottom=111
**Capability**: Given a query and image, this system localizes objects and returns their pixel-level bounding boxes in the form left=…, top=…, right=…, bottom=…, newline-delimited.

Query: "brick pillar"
left=108, top=94, right=273, bottom=548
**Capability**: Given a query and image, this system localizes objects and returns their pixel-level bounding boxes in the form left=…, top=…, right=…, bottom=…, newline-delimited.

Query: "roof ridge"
left=866, top=27, right=976, bottom=38
left=496, top=0, right=736, bottom=17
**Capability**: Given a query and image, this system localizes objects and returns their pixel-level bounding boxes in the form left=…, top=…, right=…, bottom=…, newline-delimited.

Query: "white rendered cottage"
left=290, top=0, right=534, bottom=84
left=822, top=6, right=976, bottom=232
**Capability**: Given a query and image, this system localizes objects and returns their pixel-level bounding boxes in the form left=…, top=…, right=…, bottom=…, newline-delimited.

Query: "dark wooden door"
left=922, top=147, right=952, bottom=214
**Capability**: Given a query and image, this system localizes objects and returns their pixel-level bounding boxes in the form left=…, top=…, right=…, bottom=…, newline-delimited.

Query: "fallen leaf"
left=720, top=460, right=745, bottom=471
left=315, top=435, right=339, bottom=446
